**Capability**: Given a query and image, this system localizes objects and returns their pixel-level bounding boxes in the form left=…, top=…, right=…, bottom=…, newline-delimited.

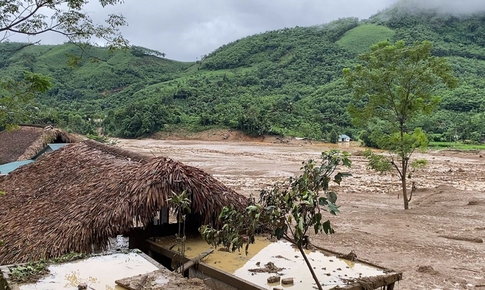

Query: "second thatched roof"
left=0, top=140, right=247, bottom=265
left=0, top=125, right=77, bottom=164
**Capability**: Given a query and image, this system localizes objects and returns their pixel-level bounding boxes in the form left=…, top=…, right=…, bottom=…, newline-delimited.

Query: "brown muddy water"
left=156, top=236, right=272, bottom=273
left=157, top=237, right=386, bottom=290
left=116, top=137, right=485, bottom=289
left=235, top=241, right=384, bottom=289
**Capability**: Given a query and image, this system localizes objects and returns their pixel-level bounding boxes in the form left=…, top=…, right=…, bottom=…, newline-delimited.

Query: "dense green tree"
left=0, top=71, right=51, bottom=130
left=236, top=105, right=271, bottom=136
left=343, top=40, right=457, bottom=209
left=329, top=129, right=338, bottom=143
left=102, top=101, right=178, bottom=138
left=357, top=120, right=388, bottom=148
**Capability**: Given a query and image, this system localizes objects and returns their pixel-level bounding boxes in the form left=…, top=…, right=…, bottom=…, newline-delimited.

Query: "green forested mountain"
left=1, top=2, right=485, bottom=142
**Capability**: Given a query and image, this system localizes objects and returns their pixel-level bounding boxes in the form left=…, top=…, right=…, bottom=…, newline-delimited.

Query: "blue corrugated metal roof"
left=47, top=143, right=68, bottom=151
left=0, top=160, right=35, bottom=175
left=31, top=143, right=69, bottom=160
left=0, top=143, right=69, bottom=175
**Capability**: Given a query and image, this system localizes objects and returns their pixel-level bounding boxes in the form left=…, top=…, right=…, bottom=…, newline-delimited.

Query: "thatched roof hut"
left=0, top=140, right=247, bottom=265
left=0, top=125, right=77, bottom=164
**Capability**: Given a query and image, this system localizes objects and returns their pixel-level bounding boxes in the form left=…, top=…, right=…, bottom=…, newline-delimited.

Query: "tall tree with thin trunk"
left=343, top=40, right=457, bottom=209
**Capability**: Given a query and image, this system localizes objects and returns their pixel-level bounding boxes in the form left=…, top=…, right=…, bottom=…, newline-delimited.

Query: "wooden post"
left=160, top=207, right=169, bottom=224
left=175, top=249, right=213, bottom=273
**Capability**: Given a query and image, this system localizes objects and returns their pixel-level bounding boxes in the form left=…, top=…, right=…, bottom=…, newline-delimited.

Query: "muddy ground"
left=115, top=130, right=485, bottom=290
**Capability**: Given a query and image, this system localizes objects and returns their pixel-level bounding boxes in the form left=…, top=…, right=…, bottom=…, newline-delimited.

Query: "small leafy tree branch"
left=343, top=40, right=457, bottom=209
left=167, top=190, right=191, bottom=273
left=200, top=150, right=351, bottom=290
left=0, top=71, right=52, bottom=130
left=0, top=1, right=129, bottom=130
left=0, top=0, right=128, bottom=49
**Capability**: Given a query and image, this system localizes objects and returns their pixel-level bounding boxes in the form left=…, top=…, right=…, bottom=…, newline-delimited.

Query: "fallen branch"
left=438, top=235, right=483, bottom=243
left=451, top=267, right=482, bottom=274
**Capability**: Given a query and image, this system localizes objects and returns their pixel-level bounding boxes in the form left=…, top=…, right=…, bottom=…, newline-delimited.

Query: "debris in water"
left=417, top=265, right=439, bottom=275
left=274, top=255, right=291, bottom=261
left=267, top=276, right=280, bottom=283
left=281, top=277, right=294, bottom=285
left=338, top=250, right=357, bottom=261
left=248, top=262, right=284, bottom=273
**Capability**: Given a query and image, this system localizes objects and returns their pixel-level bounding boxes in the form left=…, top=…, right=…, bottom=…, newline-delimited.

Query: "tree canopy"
left=344, top=40, right=457, bottom=131
left=343, top=40, right=457, bottom=209
left=0, top=0, right=128, bottom=48
left=0, top=71, right=51, bottom=130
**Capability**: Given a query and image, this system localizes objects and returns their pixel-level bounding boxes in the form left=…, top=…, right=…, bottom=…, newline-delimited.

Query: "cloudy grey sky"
left=11, top=0, right=485, bottom=62
left=94, top=0, right=399, bottom=61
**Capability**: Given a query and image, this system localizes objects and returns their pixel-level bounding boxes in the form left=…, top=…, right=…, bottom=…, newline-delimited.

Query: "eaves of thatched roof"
left=0, top=140, right=247, bottom=265
left=0, top=125, right=77, bottom=164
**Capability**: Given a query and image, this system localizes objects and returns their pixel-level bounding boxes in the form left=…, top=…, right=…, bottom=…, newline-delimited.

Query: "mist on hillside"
left=391, top=0, right=485, bottom=15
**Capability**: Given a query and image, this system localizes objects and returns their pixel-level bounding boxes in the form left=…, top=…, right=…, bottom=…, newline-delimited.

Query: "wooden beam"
left=195, top=263, right=265, bottom=290
left=147, top=240, right=178, bottom=258
left=334, top=273, right=403, bottom=290
left=176, top=249, right=213, bottom=273
left=147, top=240, right=264, bottom=290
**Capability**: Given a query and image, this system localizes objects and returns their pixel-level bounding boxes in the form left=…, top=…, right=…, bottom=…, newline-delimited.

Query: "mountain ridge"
left=1, top=4, right=484, bottom=142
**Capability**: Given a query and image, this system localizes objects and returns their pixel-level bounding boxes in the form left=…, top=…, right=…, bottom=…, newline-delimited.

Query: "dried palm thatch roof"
left=0, top=140, right=247, bottom=265
left=0, top=125, right=77, bottom=164
left=0, top=126, right=42, bottom=164
left=17, top=127, right=77, bottom=160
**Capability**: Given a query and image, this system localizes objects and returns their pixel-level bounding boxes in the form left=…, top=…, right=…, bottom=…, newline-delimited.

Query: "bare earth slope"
left=115, top=130, right=485, bottom=290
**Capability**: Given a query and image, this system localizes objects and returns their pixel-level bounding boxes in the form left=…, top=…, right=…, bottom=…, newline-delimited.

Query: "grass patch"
left=8, top=253, right=87, bottom=284
left=9, top=261, right=50, bottom=284
left=428, top=142, right=485, bottom=150
left=337, top=24, right=395, bottom=55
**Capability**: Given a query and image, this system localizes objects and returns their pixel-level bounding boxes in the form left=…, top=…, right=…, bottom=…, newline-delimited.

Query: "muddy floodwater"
left=19, top=253, right=159, bottom=290
left=234, top=241, right=385, bottom=289
left=116, top=134, right=485, bottom=289
left=156, top=235, right=272, bottom=273
left=157, top=236, right=388, bottom=289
